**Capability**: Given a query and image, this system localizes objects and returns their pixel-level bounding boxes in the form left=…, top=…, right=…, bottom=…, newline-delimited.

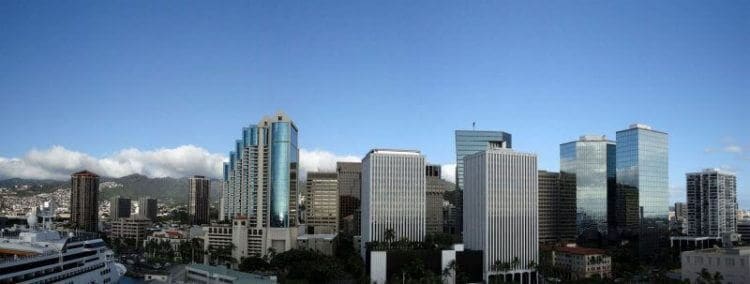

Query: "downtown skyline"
left=1, top=1, right=748, bottom=207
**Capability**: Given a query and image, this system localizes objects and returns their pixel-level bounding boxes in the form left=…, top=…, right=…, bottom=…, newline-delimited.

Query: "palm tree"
left=696, top=268, right=724, bottom=284
left=511, top=256, right=520, bottom=270
left=384, top=228, right=396, bottom=249
left=442, top=260, right=457, bottom=281
left=527, top=260, right=537, bottom=270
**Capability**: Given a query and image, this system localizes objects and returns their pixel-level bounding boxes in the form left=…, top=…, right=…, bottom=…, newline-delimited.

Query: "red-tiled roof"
left=72, top=170, right=99, bottom=177
left=556, top=246, right=606, bottom=256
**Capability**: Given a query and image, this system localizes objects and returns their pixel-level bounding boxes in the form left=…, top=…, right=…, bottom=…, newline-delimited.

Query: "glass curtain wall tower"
left=615, top=124, right=668, bottom=261
left=560, top=135, right=616, bottom=240
left=221, top=112, right=299, bottom=253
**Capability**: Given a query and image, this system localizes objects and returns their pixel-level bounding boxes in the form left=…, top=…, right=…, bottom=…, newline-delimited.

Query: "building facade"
left=553, top=245, right=612, bottom=280
left=110, top=196, right=131, bottom=220
left=110, top=216, right=153, bottom=246
left=189, top=175, right=210, bottom=225
left=426, top=165, right=445, bottom=235
left=674, top=202, right=688, bottom=235
left=681, top=247, right=750, bottom=284
left=538, top=171, right=576, bottom=244
left=70, top=170, right=100, bottom=232
left=337, top=162, right=362, bottom=235
left=616, top=124, right=669, bottom=260
left=560, top=135, right=616, bottom=238
left=361, top=149, right=426, bottom=255
left=463, top=148, right=538, bottom=283
left=686, top=169, right=737, bottom=238
left=138, top=197, right=158, bottom=221
left=221, top=112, right=300, bottom=254
left=455, top=130, right=512, bottom=191
left=305, top=172, right=339, bottom=234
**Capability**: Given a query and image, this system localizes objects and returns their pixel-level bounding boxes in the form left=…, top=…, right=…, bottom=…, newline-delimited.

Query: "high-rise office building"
left=560, top=135, right=616, bottom=238
left=70, top=170, right=100, bottom=232
left=616, top=124, right=669, bottom=260
left=361, top=149, right=426, bottom=256
left=305, top=172, right=339, bottom=234
left=455, top=130, right=512, bottom=191
left=455, top=130, right=511, bottom=240
left=686, top=169, right=737, bottom=238
left=426, top=165, right=445, bottom=235
left=337, top=162, right=361, bottom=235
left=221, top=112, right=300, bottom=253
left=674, top=202, right=688, bottom=234
left=189, top=175, right=210, bottom=225
left=538, top=171, right=576, bottom=244
left=464, top=148, right=538, bottom=283
left=110, top=196, right=131, bottom=220
left=138, top=197, right=158, bottom=221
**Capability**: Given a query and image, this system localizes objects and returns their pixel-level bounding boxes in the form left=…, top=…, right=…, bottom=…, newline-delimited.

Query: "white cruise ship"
left=0, top=203, right=125, bottom=284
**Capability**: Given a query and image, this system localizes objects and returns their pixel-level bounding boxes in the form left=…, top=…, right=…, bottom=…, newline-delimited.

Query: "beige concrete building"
left=111, top=216, right=153, bottom=245
left=681, top=246, right=750, bottom=283
left=305, top=172, right=339, bottom=234
left=553, top=245, right=612, bottom=280
left=297, top=234, right=337, bottom=255
left=425, top=165, right=445, bottom=235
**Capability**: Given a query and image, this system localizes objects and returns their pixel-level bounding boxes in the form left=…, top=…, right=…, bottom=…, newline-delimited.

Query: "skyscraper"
left=455, top=130, right=512, bottom=191
left=464, top=148, right=538, bottom=283
left=221, top=112, right=300, bottom=253
left=138, top=197, right=158, bottom=221
left=189, top=175, right=210, bottom=225
left=538, top=171, right=576, bottom=244
left=686, top=169, right=737, bottom=238
left=560, top=135, right=616, bottom=239
left=305, top=172, right=339, bottom=234
left=615, top=124, right=668, bottom=260
left=454, top=130, right=511, bottom=240
left=337, top=162, right=361, bottom=234
left=110, top=196, right=131, bottom=220
left=70, top=170, right=100, bottom=232
left=426, top=165, right=445, bottom=234
left=361, top=149, right=426, bottom=256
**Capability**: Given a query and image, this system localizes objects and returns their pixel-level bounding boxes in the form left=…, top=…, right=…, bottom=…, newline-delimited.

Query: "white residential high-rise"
left=686, top=169, right=737, bottom=238
left=221, top=112, right=300, bottom=255
left=361, top=149, right=426, bottom=256
left=464, top=147, right=538, bottom=283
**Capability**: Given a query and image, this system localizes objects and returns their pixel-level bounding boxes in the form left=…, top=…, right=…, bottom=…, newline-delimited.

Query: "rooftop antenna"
left=472, top=122, right=476, bottom=130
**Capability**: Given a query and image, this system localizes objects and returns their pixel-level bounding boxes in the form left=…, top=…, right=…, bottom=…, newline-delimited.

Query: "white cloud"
left=299, top=149, right=359, bottom=176
left=440, top=164, right=456, bottom=183
left=0, top=145, right=225, bottom=180
left=724, top=145, right=743, bottom=154
left=0, top=146, right=369, bottom=181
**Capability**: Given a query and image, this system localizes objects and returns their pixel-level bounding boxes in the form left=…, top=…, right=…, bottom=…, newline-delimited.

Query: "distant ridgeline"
left=0, top=174, right=222, bottom=205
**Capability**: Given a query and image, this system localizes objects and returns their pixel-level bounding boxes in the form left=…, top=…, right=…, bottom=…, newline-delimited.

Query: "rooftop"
left=367, top=149, right=421, bottom=156
left=72, top=170, right=99, bottom=177
left=187, top=263, right=277, bottom=283
left=556, top=246, right=607, bottom=256
left=297, top=233, right=337, bottom=240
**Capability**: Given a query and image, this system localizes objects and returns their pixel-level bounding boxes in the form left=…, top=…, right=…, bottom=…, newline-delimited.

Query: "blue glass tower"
left=560, top=135, right=616, bottom=239
left=222, top=113, right=299, bottom=230
left=616, top=124, right=668, bottom=260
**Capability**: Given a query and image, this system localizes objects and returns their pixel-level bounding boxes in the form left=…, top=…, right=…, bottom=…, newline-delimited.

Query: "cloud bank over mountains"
left=0, top=146, right=460, bottom=183
left=0, top=145, right=226, bottom=180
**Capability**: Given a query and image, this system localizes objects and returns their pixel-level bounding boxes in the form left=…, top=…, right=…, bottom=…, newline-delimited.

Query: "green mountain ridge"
left=0, top=174, right=223, bottom=205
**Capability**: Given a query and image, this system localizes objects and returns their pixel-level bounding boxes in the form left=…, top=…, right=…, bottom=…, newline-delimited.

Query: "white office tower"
left=464, top=148, right=538, bottom=283
left=361, top=149, right=426, bottom=257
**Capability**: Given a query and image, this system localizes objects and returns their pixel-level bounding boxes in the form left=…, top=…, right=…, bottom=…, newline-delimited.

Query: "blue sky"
left=1, top=1, right=748, bottom=206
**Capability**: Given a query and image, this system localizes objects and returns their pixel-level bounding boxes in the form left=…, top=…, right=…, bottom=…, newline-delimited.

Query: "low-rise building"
left=297, top=234, right=336, bottom=255
left=185, top=263, right=277, bottom=284
left=552, top=245, right=612, bottom=280
left=110, top=216, right=152, bottom=245
left=681, top=246, right=750, bottom=283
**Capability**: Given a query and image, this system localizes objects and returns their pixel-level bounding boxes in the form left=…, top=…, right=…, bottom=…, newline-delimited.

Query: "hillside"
left=0, top=175, right=223, bottom=205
